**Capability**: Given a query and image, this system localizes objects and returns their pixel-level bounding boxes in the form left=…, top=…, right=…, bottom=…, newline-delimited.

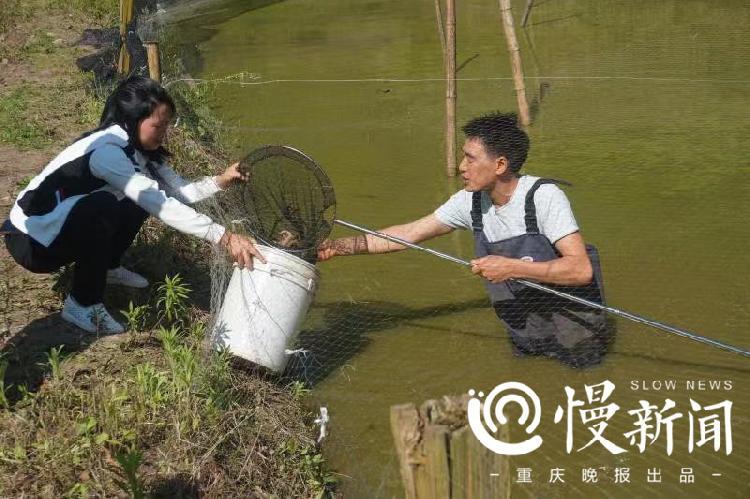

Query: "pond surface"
left=172, top=0, right=749, bottom=496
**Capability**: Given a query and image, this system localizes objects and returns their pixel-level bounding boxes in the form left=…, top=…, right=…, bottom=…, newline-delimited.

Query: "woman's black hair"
left=96, top=76, right=177, bottom=162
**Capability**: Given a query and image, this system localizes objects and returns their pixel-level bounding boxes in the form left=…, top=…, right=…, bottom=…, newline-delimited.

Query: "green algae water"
left=171, top=0, right=750, bottom=496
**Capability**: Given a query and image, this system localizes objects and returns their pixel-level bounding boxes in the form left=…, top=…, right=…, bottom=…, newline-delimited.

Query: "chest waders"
left=471, top=179, right=613, bottom=368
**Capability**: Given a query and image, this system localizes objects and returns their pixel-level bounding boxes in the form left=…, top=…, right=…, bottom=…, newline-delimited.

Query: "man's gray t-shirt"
left=434, top=175, right=579, bottom=244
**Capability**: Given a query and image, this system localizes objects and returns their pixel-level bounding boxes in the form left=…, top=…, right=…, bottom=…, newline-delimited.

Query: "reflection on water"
left=173, top=0, right=750, bottom=496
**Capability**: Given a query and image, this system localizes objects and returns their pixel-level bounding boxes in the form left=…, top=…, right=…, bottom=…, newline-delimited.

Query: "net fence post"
left=144, top=41, right=161, bottom=83
left=445, top=0, right=458, bottom=177
left=498, top=0, right=531, bottom=127
left=434, top=0, right=447, bottom=57
left=522, top=0, right=535, bottom=28
left=118, top=0, right=135, bottom=75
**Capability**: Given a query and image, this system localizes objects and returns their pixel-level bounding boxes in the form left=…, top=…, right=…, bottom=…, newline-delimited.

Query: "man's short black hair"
left=461, top=112, right=529, bottom=173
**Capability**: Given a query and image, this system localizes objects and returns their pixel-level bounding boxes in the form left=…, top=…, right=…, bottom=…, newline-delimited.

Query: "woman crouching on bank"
left=3, top=76, right=263, bottom=334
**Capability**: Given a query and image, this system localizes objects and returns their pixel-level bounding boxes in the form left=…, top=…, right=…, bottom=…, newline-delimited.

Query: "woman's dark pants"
left=4, top=192, right=148, bottom=306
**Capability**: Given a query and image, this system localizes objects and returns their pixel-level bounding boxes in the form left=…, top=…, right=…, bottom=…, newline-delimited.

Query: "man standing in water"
left=318, top=112, right=611, bottom=367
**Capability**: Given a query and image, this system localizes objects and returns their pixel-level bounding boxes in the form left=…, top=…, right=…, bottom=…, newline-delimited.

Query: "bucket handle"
left=270, top=268, right=317, bottom=292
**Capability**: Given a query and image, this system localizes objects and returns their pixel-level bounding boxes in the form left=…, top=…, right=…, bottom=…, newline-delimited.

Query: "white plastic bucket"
left=211, top=244, right=319, bottom=372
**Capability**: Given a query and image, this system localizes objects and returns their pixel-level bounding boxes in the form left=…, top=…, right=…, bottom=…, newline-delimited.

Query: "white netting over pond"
left=192, top=134, right=750, bottom=498
left=163, top=0, right=749, bottom=496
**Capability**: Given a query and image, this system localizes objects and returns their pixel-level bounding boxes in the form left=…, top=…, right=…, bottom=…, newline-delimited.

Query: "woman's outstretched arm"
left=155, top=161, right=247, bottom=204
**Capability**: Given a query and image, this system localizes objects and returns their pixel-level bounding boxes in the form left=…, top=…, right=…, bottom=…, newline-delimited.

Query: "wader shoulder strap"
left=471, top=191, right=483, bottom=232
left=524, top=178, right=573, bottom=234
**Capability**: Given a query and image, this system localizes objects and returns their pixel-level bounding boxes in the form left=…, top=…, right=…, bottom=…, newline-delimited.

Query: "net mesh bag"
left=217, top=146, right=336, bottom=264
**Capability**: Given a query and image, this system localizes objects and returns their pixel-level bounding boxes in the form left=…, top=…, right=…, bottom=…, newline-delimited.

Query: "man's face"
left=458, top=137, right=505, bottom=191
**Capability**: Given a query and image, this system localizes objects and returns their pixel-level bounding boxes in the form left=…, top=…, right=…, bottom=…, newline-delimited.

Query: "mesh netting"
left=170, top=0, right=750, bottom=496
left=220, top=145, right=336, bottom=264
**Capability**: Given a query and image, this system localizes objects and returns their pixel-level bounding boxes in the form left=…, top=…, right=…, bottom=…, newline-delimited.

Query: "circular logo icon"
left=467, top=382, right=543, bottom=455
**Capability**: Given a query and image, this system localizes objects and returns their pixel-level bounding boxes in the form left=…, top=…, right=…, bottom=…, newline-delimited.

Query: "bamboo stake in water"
left=333, top=218, right=750, bottom=358
left=444, top=0, right=457, bottom=176
left=434, top=0, right=446, bottom=57
left=498, top=0, right=531, bottom=127
left=522, top=0, right=535, bottom=28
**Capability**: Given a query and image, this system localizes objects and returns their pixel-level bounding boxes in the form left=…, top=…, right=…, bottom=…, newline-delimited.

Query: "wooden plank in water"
left=450, top=425, right=472, bottom=499
left=415, top=425, right=451, bottom=499
left=390, top=403, right=421, bottom=499
left=451, top=425, right=510, bottom=498
left=392, top=395, right=510, bottom=498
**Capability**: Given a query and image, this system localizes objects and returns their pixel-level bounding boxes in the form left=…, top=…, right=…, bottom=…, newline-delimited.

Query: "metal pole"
left=333, top=219, right=750, bottom=358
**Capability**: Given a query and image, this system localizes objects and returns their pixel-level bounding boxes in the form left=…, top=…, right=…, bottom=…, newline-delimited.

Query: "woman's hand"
left=215, top=162, right=248, bottom=189
left=220, top=231, right=266, bottom=270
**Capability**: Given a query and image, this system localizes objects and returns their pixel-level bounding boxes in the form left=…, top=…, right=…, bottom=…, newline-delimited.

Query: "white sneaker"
left=61, top=295, right=125, bottom=334
left=106, top=266, right=149, bottom=288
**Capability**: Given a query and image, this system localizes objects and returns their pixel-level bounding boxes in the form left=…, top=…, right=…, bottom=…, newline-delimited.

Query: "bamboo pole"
left=498, top=0, right=531, bottom=127
left=444, top=0, right=457, bottom=176
left=439, top=3, right=462, bottom=255
left=144, top=42, right=161, bottom=83
left=521, top=0, right=535, bottom=28
left=118, top=0, right=135, bottom=75
left=434, top=0, right=446, bottom=58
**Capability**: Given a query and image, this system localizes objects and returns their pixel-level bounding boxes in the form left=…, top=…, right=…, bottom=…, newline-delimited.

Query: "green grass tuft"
left=0, top=276, right=336, bottom=497
left=0, top=86, right=57, bottom=149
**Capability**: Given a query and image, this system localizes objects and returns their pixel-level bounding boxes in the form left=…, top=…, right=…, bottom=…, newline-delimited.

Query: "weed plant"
left=0, top=275, right=336, bottom=497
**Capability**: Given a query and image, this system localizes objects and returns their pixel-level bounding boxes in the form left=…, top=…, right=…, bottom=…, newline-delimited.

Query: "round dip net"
left=231, top=145, right=336, bottom=264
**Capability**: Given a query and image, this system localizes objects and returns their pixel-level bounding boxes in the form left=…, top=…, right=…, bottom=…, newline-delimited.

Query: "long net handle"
left=333, top=219, right=750, bottom=358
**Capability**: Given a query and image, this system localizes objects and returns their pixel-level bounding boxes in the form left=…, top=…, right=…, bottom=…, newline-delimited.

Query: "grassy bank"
left=0, top=277, right=334, bottom=497
left=0, top=2, right=335, bottom=497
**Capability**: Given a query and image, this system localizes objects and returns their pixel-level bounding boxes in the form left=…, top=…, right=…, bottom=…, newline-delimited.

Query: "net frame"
left=236, top=145, right=337, bottom=262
